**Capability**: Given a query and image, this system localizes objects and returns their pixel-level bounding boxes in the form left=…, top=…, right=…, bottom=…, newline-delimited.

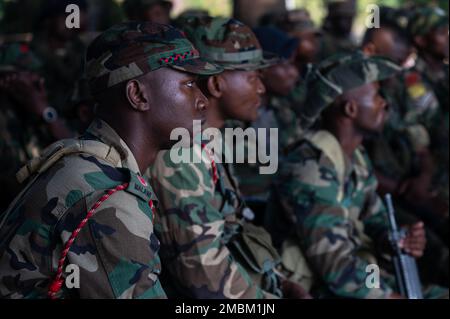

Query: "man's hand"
left=281, top=279, right=313, bottom=299
left=399, top=222, right=426, bottom=258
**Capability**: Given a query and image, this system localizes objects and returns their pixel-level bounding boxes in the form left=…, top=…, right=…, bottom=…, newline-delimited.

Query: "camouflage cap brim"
left=219, top=51, right=280, bottom=71
left=168, top=56, right=223, bottom=75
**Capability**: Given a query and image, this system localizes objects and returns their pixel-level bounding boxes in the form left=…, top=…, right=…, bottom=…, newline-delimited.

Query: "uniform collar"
left=86, top=119, right=142, bottom=174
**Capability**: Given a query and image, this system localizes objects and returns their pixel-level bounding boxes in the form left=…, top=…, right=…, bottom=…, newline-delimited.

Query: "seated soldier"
left=31, top=0, right=88, bottom=124
left=149, top=17, right=309, bottom=299
left=0, top=43, right=73, bottom=212
left=273, top=9, right=322, bottom=68
left=361, top=8, right=449, bottom=286
left=265, top=52, right=449, bottom=299
left=0, top=22, right=222, bottom=299
left=408, top=7, right=449, bottom=224
left=232, top=26, right=300, bottom=209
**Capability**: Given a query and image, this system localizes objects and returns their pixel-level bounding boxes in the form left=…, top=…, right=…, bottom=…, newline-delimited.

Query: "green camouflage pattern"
left=0, top=42, right=41, bottom=72
left=232, top=77, right=309, bottom=202
left=0, top=43, right=53, bottom=211
left=226, top=76, right=309, bottom=201
left=31, top=33, right=86, bottom=115
left=149, top=141, right=280, bottom=299
left=408, top=6, right=449, bottom=37
left=0, top=95, right=55, bottom=212
left=265, top=130, right=448, bottom=299
left=414, top=57, right=449, bottom=199
left=368, top=68, right=440, bottom=180
left=300, top=52, right=402, bottom=128
left=182, top=17, right=277, bottom=71
left=86, top=21, right=222, bottom=95
left=0, top=119, right=166, bottom=299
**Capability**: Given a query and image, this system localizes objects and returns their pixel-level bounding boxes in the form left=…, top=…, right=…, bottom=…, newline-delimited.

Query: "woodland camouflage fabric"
left=85, top=21, right=221, bottom=95
left=265, top=130, right=449, bottom=299
left=0, top=119, right=165, bottom=299
left=182, top=17, right=277, bottom=71
left=149, top=141, right=280, bottom=299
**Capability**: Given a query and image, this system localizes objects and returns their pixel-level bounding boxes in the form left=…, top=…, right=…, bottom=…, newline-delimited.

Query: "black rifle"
left=385, top=194, right=423, bottom=299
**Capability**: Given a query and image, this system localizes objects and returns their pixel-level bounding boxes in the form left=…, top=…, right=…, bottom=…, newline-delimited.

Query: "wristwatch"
left=42, top=106, right=58, bottom=123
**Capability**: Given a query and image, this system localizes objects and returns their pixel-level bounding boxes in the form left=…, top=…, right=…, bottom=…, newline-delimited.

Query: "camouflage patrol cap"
left=300, top=52, right=402, bottom=126
left=85, top=21, right=223, bottom=95
left=0, top=42, right=41, bottom=72
left=408, top=6, right=449, bottom=37
left=183, top=17, right=278, bottom=71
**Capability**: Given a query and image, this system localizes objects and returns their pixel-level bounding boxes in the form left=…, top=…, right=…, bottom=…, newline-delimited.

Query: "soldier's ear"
left=206, top=75, right=223, bottom=99
left=126, top=79, right=150, bottom=111
left=343, top=99, right=358, bottom=119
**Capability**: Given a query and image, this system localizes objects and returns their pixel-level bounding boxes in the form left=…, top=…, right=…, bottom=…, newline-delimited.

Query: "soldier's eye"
left=186, top=80, right=195, bottom=88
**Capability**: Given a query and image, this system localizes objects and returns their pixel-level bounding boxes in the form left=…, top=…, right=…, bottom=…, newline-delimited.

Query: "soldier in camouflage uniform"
left=408, top=7, right=449, bottom=206
left=361, top=7, right=438, bottom=194
left=0, top=21, right=222, bottom=299
left=361, top=9, right=449, bottom=286
left=0, top=43, right=72, bottom=212
left=320, top=0, right=358, bottom=59
left=273, top=9, right=322, bottom=69
left=232, top=26, right=300, bottom=203
left=265, top=52, right=449, bottom=299
left=31, top=0, right=88, bottom=125
left=150, top=17, right=310, bottom=299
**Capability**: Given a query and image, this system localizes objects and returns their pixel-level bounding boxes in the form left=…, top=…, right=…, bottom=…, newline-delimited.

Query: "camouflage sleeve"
left=150, top=148, right=266, bottom=299
left=357, top=151, right=390, bottom=248
left=359, top=188, right=390, bottom=251
left=60, top=189, right=166, bottom=299
left=282, top=154, right=393, bottom=299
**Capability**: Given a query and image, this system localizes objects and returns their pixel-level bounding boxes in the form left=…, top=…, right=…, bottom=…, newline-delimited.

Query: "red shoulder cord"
left=201, top=143, right=218, bottom=185
left=48, top=182, right=157, bottom=299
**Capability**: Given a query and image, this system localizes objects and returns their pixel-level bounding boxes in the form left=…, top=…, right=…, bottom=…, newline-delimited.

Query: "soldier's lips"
left=254, top=98, right=263, bottom=109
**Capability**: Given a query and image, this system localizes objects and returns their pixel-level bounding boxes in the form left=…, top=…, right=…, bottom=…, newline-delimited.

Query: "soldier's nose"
left=197, top=94, right=209, bottom=112
left=257, top=77, right=266, bottom=95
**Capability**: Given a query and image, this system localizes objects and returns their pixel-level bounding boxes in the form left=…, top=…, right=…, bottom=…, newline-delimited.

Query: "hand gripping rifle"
left=385, top=194, right=423, bottom=299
